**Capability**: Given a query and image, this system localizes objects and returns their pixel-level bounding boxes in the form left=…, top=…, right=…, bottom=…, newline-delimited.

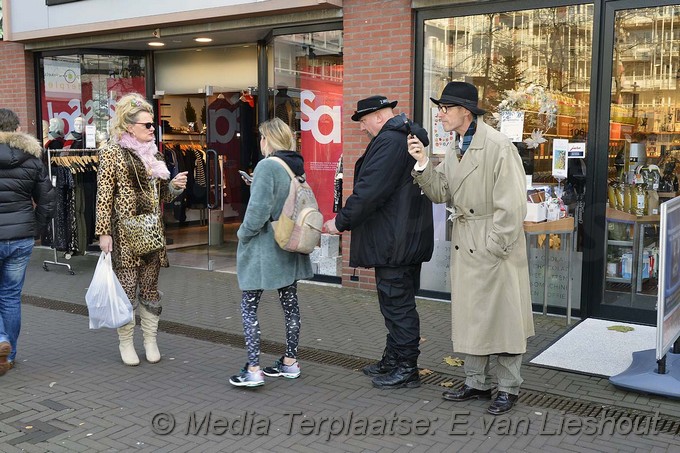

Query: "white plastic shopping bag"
left=85, top=253, right=134, bottom=329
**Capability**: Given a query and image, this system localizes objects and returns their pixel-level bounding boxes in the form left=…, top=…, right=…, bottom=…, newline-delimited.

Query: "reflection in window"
left=420, top=6, right=594, bottom=297
left=273, top=30, right=343, bottom=277
left=40, top=54, right=146, bottom=149
left=424, top=6, right=594, bottom=183
left=604, top=6, right=680, bottom=308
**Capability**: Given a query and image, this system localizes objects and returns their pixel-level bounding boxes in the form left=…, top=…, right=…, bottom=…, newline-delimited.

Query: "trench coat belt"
left=449, top=211, right=493, bottom=252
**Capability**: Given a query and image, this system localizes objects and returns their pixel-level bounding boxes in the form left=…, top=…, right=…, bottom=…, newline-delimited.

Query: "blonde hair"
left=259, top=117, right=296, bottom=153
left=110, top=93, right=154, bottom=139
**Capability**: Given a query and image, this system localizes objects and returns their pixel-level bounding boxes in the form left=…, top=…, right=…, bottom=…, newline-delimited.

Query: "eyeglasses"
left=134, top=122, right=154, bottom=129
left=437, top=104, right=458, bottom=114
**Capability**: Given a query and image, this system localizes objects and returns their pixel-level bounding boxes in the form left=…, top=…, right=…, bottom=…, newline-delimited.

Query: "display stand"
left=604, top=207, right=660, bottom=295
left=524, top=216, right=575, bottom=324
left=42, top=148, right=98, bottom=275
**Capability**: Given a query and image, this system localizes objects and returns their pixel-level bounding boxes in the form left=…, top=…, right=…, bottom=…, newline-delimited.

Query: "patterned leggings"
left=241, top=282, right=300, bottom=367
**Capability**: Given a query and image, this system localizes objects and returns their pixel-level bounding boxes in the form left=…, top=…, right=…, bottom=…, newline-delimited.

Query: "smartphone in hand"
left=239, top=170, right=253, bottom=183
left=404, top=119, right=413, bottom=137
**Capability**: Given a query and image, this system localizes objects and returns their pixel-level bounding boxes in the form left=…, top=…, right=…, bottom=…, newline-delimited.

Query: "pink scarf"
left=117, top=133, right=170, bottom=180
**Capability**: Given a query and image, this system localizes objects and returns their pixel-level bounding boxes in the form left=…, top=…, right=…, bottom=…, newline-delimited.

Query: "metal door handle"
left=206, top=149, right=219, bottom=209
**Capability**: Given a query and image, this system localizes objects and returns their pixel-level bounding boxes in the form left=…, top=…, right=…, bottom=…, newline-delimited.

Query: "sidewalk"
left=0, top=247, right=677, bottom=452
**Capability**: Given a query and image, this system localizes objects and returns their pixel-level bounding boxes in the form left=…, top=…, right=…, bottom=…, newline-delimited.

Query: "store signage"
left=431, top=108, right=455, bottom=155
left=206, top=93, right=242, bottom=211
left=207, top=99, right=240, bottom=145
left=528, top=247, right=581, bottom=308
left=657, top=196, right=680, bottom=359
left=300, top=90, right=340, bottom=145
left=500, top=111, right=525, bottom=142
left=298, top=78, right=343, bottom=221
left=42, top=57, right=90, bottom=138
left=552, top=138, right=568, bottom=180
left=85, top=124, right=96, bottom=149
left=44, top=59, right=81, bottom=99
left=568, top=142, right=586, bottom=158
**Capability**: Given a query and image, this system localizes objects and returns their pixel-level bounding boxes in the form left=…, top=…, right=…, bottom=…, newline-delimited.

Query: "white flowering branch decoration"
left=524, top=129, right=547, bottom=149
left=526, top=84, right=558, bottom=129
left=494, top=84, right=558, bottom=135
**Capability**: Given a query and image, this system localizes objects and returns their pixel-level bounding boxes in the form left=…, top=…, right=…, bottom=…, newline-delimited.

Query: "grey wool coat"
left=413, top=117, right=535, bottom=355
left=236, top=153, right=313, bottom=291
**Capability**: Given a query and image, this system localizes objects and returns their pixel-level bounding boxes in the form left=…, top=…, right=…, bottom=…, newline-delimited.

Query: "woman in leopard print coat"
left=95, top=93, right=187, bottom=367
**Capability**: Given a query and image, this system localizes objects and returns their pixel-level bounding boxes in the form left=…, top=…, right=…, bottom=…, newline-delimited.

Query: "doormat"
left=529, top=318, right=656, bottom=378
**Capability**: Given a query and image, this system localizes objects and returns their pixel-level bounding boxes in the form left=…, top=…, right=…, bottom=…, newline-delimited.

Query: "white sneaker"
left=262, top=356, right=301, bottom=379
left=229, top=363, right=265, bottom=387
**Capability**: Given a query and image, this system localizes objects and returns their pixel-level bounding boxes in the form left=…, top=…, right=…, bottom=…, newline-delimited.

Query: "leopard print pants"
left=115, top=255, right=162, bottom=316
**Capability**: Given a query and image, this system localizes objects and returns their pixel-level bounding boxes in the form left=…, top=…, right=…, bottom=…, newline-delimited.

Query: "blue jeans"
left=0, top=238, right=34, bottom=363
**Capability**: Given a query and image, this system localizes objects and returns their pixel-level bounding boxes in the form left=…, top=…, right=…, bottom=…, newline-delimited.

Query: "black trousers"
left=374, top=264, right=421, bottom=362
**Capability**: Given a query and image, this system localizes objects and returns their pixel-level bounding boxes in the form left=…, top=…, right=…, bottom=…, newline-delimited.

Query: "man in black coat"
left=324, top=96, right=434, bottom=389
left=0, top=108, right=55, bottom=375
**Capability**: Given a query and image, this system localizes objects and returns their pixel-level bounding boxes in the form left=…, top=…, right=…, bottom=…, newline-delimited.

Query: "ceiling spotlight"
left=194, top=37, right=213, bottom=43
left=148, top=41, right=165, bottom=47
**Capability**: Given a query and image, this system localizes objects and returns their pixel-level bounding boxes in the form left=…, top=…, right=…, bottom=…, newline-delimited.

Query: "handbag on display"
left=118, top=151, right=165, bottom=256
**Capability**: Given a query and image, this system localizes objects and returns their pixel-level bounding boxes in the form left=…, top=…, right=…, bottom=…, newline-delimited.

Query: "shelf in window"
left=606, top=276, right=631, bottom=284
left=605, top=207, right=660, bottom=224
left=608, top=240, right=633, bottom=247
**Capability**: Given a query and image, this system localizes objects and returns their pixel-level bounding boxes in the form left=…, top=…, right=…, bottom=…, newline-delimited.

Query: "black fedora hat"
left=430, top=82, right=486, bottom=115
left=351, top=95, right=398, bottom=121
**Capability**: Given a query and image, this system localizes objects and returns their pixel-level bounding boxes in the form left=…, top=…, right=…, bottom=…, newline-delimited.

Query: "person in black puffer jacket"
left=0, top=108, right=55, bottom=375
left=324, top=95, right=434, bottom=390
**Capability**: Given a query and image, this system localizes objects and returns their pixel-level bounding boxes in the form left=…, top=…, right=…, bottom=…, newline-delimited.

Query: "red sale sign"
left=299, top=73, right=343, bottom=221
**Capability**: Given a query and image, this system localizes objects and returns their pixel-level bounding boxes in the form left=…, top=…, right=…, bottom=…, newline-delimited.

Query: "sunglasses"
left=134, top=122, right=154, bottom=129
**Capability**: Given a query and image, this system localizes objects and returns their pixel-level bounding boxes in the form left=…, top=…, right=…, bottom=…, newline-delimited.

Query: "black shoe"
left=371, top=360, right=420, bottom=389
left=442, top=385, right=492, bottom=402
left=487, top=391, right=518, bottom=415
left=362, top=348, right=398, bottom=376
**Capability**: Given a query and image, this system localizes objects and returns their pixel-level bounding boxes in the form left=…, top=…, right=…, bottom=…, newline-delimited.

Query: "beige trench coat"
left=413, top=118, right=535, bottom=355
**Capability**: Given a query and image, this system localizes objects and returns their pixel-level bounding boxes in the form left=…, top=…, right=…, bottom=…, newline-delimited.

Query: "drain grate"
left=23, top=295, right=680, bottom=435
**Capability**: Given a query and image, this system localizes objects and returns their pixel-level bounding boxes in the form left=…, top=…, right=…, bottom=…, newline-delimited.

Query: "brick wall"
left=0, top=41, right=37, bottom=136
left=341, top=0, right=414, bottom=290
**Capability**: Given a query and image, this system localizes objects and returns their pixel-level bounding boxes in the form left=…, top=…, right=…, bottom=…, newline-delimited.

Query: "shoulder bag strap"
left=127, top=151, right=159, bottom=210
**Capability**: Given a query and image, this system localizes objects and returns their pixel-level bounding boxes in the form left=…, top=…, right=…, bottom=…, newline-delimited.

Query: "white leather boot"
left=117, top=317, right=140, bottom=366
left=139, top=307, right=161, bottom=363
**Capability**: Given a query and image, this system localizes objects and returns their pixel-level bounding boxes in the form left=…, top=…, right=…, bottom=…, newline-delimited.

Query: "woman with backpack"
left=229, top=117, right=313, bottom=387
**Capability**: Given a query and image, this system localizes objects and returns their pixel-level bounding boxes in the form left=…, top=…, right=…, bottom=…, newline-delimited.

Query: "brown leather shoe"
left=442, top=384, right=492, bottom=402
left=0, top=341, right=10, bottom=377
left=487, top=391, right=519, bottom=415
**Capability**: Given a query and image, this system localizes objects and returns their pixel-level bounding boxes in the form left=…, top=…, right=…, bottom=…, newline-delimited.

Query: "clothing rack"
left=42, top=148, right=99, bottom=275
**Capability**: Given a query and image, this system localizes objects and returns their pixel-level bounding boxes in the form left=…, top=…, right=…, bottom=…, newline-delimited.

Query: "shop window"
left=273, top=30, right=343, bottom=279
left=39, top=53, right=146, bottom=150
left=603, top=6, right=680, bottom=315
left=420, top=6, right=594, bottom=311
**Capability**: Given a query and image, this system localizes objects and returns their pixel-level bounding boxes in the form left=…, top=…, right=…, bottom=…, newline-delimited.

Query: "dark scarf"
left=459, top=119, right=478, bottom=155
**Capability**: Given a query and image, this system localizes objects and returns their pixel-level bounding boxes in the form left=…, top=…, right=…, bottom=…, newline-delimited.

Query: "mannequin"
left=274, top=86, right=296, bottom=130
left=66, top=117, right=85, bottom=149
left=45, top=117, right=65, bottom=150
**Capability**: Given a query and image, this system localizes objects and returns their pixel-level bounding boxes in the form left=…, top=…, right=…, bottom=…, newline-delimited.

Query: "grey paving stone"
left=1, top=248, right=678, bottom=452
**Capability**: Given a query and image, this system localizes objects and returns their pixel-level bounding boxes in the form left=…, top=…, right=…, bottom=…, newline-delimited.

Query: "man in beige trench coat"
left=407, top=82, right=535, bottom=415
